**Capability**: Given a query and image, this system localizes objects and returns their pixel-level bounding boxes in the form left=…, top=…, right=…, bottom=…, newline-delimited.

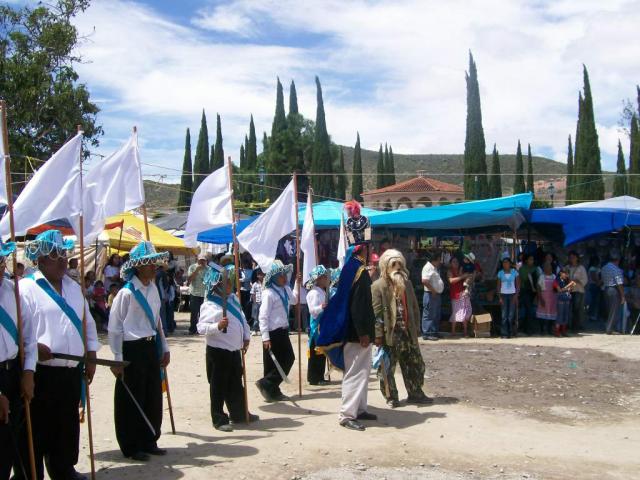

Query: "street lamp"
left=547, top=182, right=555, bottom=206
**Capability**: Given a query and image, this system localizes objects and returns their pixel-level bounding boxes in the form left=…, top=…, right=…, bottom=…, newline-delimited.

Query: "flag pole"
left=227, top=156, right=250, bottom=423
left=1, top=101, right=37, bottom=480
left=76, top=124, right=97, bottom=480
left=293, top=173, right=302, bottom=397
left=135, top=126, right=176, bottom=434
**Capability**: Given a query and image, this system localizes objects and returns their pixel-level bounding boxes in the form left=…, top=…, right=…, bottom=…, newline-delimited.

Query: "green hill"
left=144, top=180, right=180, bottom=215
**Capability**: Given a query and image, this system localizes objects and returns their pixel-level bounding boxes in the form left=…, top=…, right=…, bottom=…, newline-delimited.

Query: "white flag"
left=0, top=133, right=82, bottom=238
left=337, top=214, right=347, bottom=268
left=183, top=163, right=233, bottom=247
left=72, top=132, right=145, bottom=243
left=238, top=180, right=296, bottom=272
left=0, top=118, right=8, bottom=205
left=300, top=192, right=316, bottom=285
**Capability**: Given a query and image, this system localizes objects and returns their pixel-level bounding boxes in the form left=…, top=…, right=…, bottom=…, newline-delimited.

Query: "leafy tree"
left=387, top=145, right=396, bottom=186
left=247, top=115, right=257, bottom=170
left=310, top=76, right=334, bottom=199
left=463, top=52, right=489, bottom=199
left=613, top=139, right=627, bottom=197
left=351, top=133, right=364, bottom=202
left=193, top=109, right=210, bottom=190
left=266, top=78, right=289, bottom=197
left=526, top=143, right=534, bottom=195
left=0, top=0, right=102, bottom=190
left=513, top=140, right=525, bottom=194
left=630, top=115, right=640, bottom=197
left=565, top=135, right=574, bottom=204
left=211, top=113, right=224, bottom=171
left=289, top=80, right=299, bottom=115
left=488, top=143, right=502, bottom=198
left=177, top=128, right=193, bottom=211
left=376, top=144, right=385, bottom=189
left=335, top=147, right=346, bottom=200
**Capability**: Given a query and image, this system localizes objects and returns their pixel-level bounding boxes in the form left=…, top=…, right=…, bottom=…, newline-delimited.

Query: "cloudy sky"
left=64, top=0, right=640, bottom=181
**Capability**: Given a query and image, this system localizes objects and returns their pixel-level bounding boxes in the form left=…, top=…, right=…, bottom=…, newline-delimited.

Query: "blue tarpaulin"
left=298, top=200, right=384, bottom=227
left=196, top=218, right=256, bottom=244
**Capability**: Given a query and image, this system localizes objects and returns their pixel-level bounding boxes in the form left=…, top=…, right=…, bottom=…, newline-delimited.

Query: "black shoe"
left=230, top=413, right=260, bottom=424
left=144, top=446, right=167, bottom=456
left=272, top=392, right=290, bottom=402
left=407, top=394, right=434, bottom=405
left=426, top=336, right=439, bottom=341
left=67, top=472, right=89, bottom=480
left=340, top=419, right=366, bottom=431
left=357, top=411, right=378, bottom=421
left=422, top=335, right=429, bottom=340
left=255, top=381, right=275, bottom=402
left=127, top=451, right=150, bottom=461
left=309, top=380, right=330, bottom=386
left=387, top=399, right=400, bottom=408
left=215, top=423, right=234, bottom=432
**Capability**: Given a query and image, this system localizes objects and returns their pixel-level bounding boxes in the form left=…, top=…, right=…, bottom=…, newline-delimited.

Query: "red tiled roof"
left=363, top=176, right=464, bottom=195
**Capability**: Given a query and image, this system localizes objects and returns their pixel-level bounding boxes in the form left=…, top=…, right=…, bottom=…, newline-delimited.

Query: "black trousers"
left=240, top=291, right=252, bottom=327
left=206, top=346, right=245, bottom=426
left=13, top=364, right=82, bottom=480
left=0, top=360, right=24, bottom=480
left=307, top=338, right=326, bottom=384
left=114, top=339, right=162, bottom=457
left=189, top=295, right=204, bottom=333
left=258, top=328, right=294, bottom=396
left=570, top=291, right=585, bottom=332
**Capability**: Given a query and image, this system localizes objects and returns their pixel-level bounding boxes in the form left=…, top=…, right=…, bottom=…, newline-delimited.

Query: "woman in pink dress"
left=536, top=262, right=557, bottom=335
left=448, top=257, right=473, bottom=337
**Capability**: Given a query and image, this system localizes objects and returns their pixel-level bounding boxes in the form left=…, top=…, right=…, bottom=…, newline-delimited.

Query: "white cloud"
left=73, top=0, right=640, bottom=179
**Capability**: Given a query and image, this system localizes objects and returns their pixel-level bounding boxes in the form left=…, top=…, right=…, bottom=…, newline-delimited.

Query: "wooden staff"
left=1, top=101, right=37, bottom=480
left=116, top=221, right=124, bottom=252
left=227, top=156, right=250, bottom=423
left=136, top=126, right=176, bottom=434
left=293, top=173, right=302, bottom=397
left=76, top=124, right=97, bottom=480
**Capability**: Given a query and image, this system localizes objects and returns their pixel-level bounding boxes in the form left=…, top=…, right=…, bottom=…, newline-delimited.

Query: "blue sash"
left=0, top=304, right=18, bottom=345
left=207, top=294, right=245, bottom=325
left=124, top=282, right=163, bottom=361
left=270, top=286, right=289, bottom=312
left=34, top=278, right=84, bottom=341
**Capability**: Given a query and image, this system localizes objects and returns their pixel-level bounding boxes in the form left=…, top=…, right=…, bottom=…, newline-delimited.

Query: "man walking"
left=602, top=250, right=625, bottom=334
left=421, top=251, right=443, bottom=341
left=187, top=254, right=207, bottom=334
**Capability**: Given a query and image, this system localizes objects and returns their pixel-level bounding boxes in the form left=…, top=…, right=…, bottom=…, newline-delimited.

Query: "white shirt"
left=103, top=265, right=120, bottom=290
left=259, top=285, right=299, bottom=341
left=422, top=262, right=444, bottom=294
left=20, top=271, right=100, bottom=368
left=306, top=286, right=326, bottom=319
left=197, top=294, right=250, bottom=351
left=108, top=275, right=169, bottom=362
left=0, top=278, right=37, bottom=371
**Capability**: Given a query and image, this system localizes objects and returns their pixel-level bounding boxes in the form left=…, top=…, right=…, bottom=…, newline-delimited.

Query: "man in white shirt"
left=108, top=241, right=171, bottom=462
left=197, top=264, right=258, bottom=432
left=305, top=266, right=329, bottom=386
left=17, top=230, right=100, bottom=480
left=256, top=260, right=299, bottom=403
left=0, top=240, right=36, bottom=480
left=421, top=251, right=444, bottom=341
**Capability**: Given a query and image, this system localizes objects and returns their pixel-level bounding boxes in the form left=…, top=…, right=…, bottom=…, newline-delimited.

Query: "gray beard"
left=390, top=271, right=407, bottom=295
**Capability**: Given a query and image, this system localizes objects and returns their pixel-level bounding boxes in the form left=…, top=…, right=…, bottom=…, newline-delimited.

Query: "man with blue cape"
left=317, top=201, right=377, bottom=431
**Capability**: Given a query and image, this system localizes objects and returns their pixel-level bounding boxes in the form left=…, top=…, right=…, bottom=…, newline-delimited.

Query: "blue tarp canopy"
left=298, top=200, right=384, bottom=228
left=197, top=218, right=257, bottom=244
left=371, top=193, right=533, bottom=231
left=524, top=196, right=640, bottom=245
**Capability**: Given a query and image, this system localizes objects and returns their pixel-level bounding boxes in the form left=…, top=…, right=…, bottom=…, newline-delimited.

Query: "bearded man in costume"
left=372, top=249, right=432, bottom=408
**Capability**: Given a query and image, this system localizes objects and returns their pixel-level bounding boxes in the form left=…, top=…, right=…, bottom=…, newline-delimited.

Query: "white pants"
left=339, top=342, right=373, bottom=423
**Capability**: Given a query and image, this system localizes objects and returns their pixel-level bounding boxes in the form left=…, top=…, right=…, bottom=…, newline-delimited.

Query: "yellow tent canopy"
left=103, top=212, right=196, bottom=255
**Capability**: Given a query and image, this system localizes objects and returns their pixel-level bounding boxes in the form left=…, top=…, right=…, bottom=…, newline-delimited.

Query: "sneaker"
left=387, top=399, right=400, bottom=408
left=215, top=424, right=234, bottom=432
left=407, top=394, right=434, bottom=405
left=340, top=419, right=366, bottom=431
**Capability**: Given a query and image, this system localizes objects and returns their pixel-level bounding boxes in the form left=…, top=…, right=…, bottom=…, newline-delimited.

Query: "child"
left=305, top=265, right=330, bottom=386
left=497, top=257, right=519, bottom=338
left=462, top=252, right=477, bottom=297
left=554, top=269, right=572, bottom=337
left=92, top=279, right=108, bottom=330
left=197, top=264, right=259, bottom=431
left=536, top=262, right=557, bottom=335
left=250, top=269, right=264, bottom=335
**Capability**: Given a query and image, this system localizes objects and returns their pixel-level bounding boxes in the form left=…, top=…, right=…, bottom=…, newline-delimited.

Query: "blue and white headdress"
left=25, top=230, right=74, bottom=263
left=120, top=241, right=169, bottom=280
left=264, top=260, right=293, bottom=288
left=304, top=265, right=328, bottom=290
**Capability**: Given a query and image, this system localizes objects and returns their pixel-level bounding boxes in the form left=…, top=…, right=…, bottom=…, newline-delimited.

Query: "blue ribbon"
left=124, top=282, right=163, bottom=362
left=207, top=294, right=245, bottom=325
left=0, top=304, right=18, bottom=345
left=34, top=278, right=84, bottom=341
left=270, top=286, right=289, bottom=313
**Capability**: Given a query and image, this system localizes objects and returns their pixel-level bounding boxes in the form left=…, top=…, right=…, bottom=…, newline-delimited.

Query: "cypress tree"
left=376, top=144, right=385, bottom=189
left=273, top=78, right=287, bottom=133
left=211, top=113, right=224, bottom=171
left=193, top=109, right=210, bottom=190
left=629, top=115, right=640, bottom=197
left=310, top=76, right=334, bottom=199
left=247, top=115, right=257, bottom=170
left=565, top=135, right=574, bottom=204
left=526, top=143, right=534, bottom=195
left=239, top=144, right=246, bottom=172
left=613, top=140, right=627, bottom=197
left=488, top=143, right=502, bottom=198
left=513, top=140, right=526, bottom=194
left=352, top=133, right=364, bottom=202
left=575, top=66, right=604, bottom=201
left=177, top=128, right=193, bottom=212
left=383, top=144, right=390, bottom=187
left=335, top=147, right=346, bottom=201
left=388, top=146, right=396, bottom=186
left=463, top=51, right=489, bottom=199
left=266, top=78, right=289, bottom=197
left=289, top=80, right=299, bottom=116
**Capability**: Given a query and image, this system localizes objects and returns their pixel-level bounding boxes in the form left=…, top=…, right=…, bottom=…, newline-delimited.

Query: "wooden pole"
left=116, top=222, right=124, bottom=252
left=76, top=124, right=97, bottom=480
left=227, top=156, right=250, bottom=423
left=135, top=126, right=176, bottom=434
left=293, top=173, right=302, bottom=397
left=1, top=101, right=37, bottom=480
